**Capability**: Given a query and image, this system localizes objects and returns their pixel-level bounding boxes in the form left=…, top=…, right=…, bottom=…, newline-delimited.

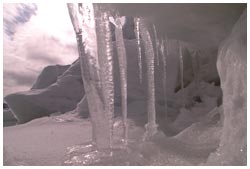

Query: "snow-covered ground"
left=4, top=99, right=222, bottom=165
left=3, top=74, right=223, bottom=165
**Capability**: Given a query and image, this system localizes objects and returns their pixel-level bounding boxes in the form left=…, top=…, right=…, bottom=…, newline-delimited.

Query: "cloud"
left=4, top=71, right=37, bottom=87
left=3, top=3, right=78, bottom=96
left=3, top=3, right=37, bottom=37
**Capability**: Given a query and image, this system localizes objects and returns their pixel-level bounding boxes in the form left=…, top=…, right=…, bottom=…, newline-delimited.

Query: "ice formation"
left=190, top=50, right=200, bottom=84
left=139, top=19, right=158, bottom=139
left=68, top=3, right=114, bottom=150
left=111, top=15, right=128, bottom=145
left=152, top=24, right=160, bottom=66
left=159, top=38, right=168, bottom=117
left=134, top=17, right=143, bottom=84
left=207, top=9, right=247, bottom=165
left=96, top=10, right=115, bottom=149
left=179, top=43, right=184, bottom=107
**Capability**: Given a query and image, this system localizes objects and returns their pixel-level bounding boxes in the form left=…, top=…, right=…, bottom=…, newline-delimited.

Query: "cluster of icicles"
left=67, top=3, right=184, bottom=150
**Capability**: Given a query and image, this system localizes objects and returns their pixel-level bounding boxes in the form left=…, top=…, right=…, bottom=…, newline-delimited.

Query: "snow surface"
left=4, top=102, right=222, bottom=165
left=4, top=114, right=92, bottom=165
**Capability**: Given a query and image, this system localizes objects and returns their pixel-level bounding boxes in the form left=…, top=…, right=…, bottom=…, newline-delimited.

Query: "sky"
left=3, top=3, right=78, bottom=96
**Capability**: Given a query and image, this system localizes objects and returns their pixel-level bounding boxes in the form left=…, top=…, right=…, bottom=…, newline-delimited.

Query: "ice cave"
left=3, top=3, right=247, bottom=166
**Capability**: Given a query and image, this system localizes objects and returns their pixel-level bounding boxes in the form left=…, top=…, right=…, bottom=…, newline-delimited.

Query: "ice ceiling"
left=104, top=3, right=245, bottom=49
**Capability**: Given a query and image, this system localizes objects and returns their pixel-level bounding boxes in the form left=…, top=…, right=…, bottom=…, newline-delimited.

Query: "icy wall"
left=207, top=9, right=247, bottom=165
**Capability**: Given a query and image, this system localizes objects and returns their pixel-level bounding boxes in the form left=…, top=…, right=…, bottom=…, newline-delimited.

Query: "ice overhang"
left=101, top=3, right=246, bottom=50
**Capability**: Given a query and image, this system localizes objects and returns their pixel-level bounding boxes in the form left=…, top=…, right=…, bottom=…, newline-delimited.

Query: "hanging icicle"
left=160, top=38, right=168, bottom=118
left=67, top=3, right=114, bottom=150
left=134, top=17, right=143, bottom=84
left=153, top=24, right=160, bottom=66
left=139, top=20, right=158, bottom=139
left=166, top=35, right=170, bottom=56
left=190, top=50, right=201, bottom=84
left=179, top=42, right=185, bottom=107
left=110, top=14, right=128, bottom=145
left=94, top=8, right=115, bottom=149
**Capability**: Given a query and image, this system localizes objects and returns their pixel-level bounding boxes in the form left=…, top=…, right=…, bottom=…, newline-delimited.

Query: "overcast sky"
left=3, top=3, right=78, bottom=96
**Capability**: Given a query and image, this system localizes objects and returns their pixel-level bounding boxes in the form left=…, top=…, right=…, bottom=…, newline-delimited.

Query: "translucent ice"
left=68, top=3, right=113, bottom=150
left=95, top=9, right=115, bottom=148
left=112, top=15, right=128, bottom=145
left=152, top=24, right=160, bottom=66
left=207, top=9, right=247, bottom=165
left=160, top=38, right=167, bottom=117
left=134, top=17, right=143, bottom=84
left=190, top=50, right=200, bottom=83
left=179, top=43, right=184, bottom=107
left=139, top=19, right=158, bottom=138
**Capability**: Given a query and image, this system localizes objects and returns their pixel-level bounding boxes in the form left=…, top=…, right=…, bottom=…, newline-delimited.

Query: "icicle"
left=166, top=35, right=170, bottom=56
left=95, top=9, right=115, bottom=149
left=179, top=42, right=184, bottom=107
left=111, top=14, right=128, bottom=145
left=190, top=50, right=201, bottom=84
left=134, top=17, right=143, bottom=84
left=153, top=24, right=160, bottom=66
left=139, top=20, right=158, bottom=139
left=67, top=3, right=113, bottom=150
left=160, top=38, right=167, bottom=118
